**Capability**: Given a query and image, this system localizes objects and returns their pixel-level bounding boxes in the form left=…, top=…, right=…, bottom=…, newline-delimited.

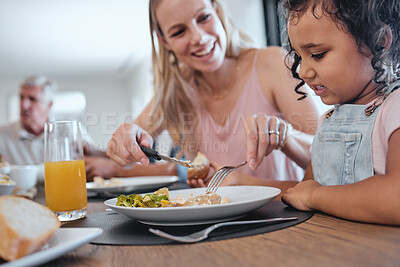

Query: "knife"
left=139, top=145, right=197, bottom=168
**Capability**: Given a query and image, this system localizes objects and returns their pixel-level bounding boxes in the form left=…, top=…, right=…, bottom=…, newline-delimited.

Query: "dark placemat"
left=63, top=201, right=313, bottom=245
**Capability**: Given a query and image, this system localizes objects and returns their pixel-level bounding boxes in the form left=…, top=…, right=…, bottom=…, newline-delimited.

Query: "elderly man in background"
left=0, top=75, right=103, bottom=172
left=0, top=75, right=59, bottom=165
left=0, top=75, right=177, bottom=181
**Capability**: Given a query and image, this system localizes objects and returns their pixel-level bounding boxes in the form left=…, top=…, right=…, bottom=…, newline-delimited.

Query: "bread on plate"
left=187, top=152, right=210, bottom=180
left=0, top=196, right=60, bottom=261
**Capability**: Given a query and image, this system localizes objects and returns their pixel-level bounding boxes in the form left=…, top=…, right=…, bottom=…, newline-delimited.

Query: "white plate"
left=86, top=176, right=179, bottom=194
left=0, top=228, right=102, bottom=267
left=104, top=186, right=280, bottom=226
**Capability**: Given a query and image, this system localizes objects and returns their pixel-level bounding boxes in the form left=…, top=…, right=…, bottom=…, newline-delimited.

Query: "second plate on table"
left=104, top=186, right=281, bottom=226
left=86, top=176, right=179, bottom=195
left=0, top=228, right=102, bottom=267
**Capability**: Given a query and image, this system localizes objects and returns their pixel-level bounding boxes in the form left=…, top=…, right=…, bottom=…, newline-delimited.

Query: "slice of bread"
left=0, top=196, right=60, bottom=261
left=187, top=152, right=210, bottom=180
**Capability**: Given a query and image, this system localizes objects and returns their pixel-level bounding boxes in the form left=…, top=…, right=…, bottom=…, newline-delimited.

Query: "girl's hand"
left=281, top=180, right=321, bottom=211
left=186, top=161, right=218, bottom=188
left=245, top=114, right=290, bottom=170
left=107, top=123, right=153, bottom=166
left=186, top=177, right=207, bottom=188
left=186, top=161, right=239, bottom=188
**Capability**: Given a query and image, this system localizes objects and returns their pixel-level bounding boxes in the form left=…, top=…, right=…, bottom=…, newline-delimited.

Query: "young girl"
left=279, top=0, right=400, bottom=225
left=107, top=0, right=320, bottom=187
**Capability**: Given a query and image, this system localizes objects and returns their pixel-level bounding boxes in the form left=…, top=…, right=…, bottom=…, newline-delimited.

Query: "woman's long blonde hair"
left=148, top=0, right=254, bottom=157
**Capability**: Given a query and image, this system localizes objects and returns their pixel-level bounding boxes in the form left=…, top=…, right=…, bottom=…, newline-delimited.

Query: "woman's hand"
left=186, top=161, right=239, bottom=188
left=245, top=114, right=290, bottom=170
left=281, top=180, right=321, bottom=211
left=107, top=123, right=153, bottom=166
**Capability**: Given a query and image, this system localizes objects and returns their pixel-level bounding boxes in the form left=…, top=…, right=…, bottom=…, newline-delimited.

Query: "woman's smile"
left=192, top=41, right=216, bottom=57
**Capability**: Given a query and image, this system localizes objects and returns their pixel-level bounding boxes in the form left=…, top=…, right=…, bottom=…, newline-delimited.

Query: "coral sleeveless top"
left=196, top=51, right=304, bottom=181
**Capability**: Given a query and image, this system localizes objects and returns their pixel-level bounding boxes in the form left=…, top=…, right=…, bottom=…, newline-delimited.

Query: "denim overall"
left=311, top=81, right=400, bottom=186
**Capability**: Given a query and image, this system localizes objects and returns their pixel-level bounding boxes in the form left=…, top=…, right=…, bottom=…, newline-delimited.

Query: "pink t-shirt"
left=193, top=52, right=304, bottom=181
left=372, top=88, right=400, bottom=174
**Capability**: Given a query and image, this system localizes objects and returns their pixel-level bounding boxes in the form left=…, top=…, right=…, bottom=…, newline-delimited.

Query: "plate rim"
left=104, top=185, right=280, bottom=211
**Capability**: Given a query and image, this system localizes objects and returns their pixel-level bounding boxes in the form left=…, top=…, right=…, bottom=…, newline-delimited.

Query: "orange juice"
left=44, top=160, right=87, bottom=212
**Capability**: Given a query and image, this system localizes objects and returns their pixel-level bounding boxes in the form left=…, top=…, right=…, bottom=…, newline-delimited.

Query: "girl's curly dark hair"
left=279, top=0, right=400, bottom=99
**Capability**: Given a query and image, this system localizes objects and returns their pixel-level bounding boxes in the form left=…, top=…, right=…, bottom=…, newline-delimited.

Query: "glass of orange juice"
left=44, top=121, right=87, bottom=221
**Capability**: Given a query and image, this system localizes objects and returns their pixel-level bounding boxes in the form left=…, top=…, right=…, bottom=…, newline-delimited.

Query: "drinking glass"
left=44, top=121, right=87, bottom=221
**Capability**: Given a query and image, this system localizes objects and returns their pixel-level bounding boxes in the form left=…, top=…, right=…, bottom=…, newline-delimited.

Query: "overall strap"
left=365, top=79, right=400, bottom=116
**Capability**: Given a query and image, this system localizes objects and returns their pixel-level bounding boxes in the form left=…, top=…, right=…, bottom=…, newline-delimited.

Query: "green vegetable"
left=116, top=192, right=168, bottom=208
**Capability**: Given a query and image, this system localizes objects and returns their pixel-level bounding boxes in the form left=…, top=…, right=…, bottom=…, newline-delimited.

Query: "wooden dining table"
left=33, top=184, right=400, bottom=267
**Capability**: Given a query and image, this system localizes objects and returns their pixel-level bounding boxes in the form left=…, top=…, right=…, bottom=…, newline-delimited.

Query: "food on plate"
left=116, top=187, right=169, bottom=208
left=93, top=176, right=124, bottom=187
left=187, top=152, right=210, bottom=180
left=0, top=196, right=60, bottom=261
left=0, top=174, right=13, bottom=185
left=116, top=187, right=229, bottom=208
left=169, top=192, right=228, bottom=207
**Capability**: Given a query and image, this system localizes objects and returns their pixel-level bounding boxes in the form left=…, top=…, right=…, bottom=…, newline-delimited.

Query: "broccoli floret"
left=141, top=193, right=169, bottom=207
left=116, top=194, right=132, bottom=207
left=152, top=194, right=168, bottom=202
left=132, top=194, right=144, bottom=207
left=115, top=191, right=169, bottom=208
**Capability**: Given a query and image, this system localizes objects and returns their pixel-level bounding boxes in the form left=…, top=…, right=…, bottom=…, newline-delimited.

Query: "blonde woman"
left=107, top=0, right=320, bottom=189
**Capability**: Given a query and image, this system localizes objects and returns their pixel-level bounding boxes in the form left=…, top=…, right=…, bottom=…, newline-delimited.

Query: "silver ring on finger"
left=268, top=130, right=279, bottom=136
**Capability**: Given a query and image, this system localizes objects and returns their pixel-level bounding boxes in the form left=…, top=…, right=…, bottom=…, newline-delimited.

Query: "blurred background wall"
left=0, top=0, right=327, bottom=149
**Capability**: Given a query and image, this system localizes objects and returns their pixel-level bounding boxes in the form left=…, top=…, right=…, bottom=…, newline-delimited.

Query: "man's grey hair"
left=20, top=75, right=57, bottom=102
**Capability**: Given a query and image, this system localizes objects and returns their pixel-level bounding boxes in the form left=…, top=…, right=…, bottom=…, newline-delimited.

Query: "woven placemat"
left=63, top=201, right=313, bottom=245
